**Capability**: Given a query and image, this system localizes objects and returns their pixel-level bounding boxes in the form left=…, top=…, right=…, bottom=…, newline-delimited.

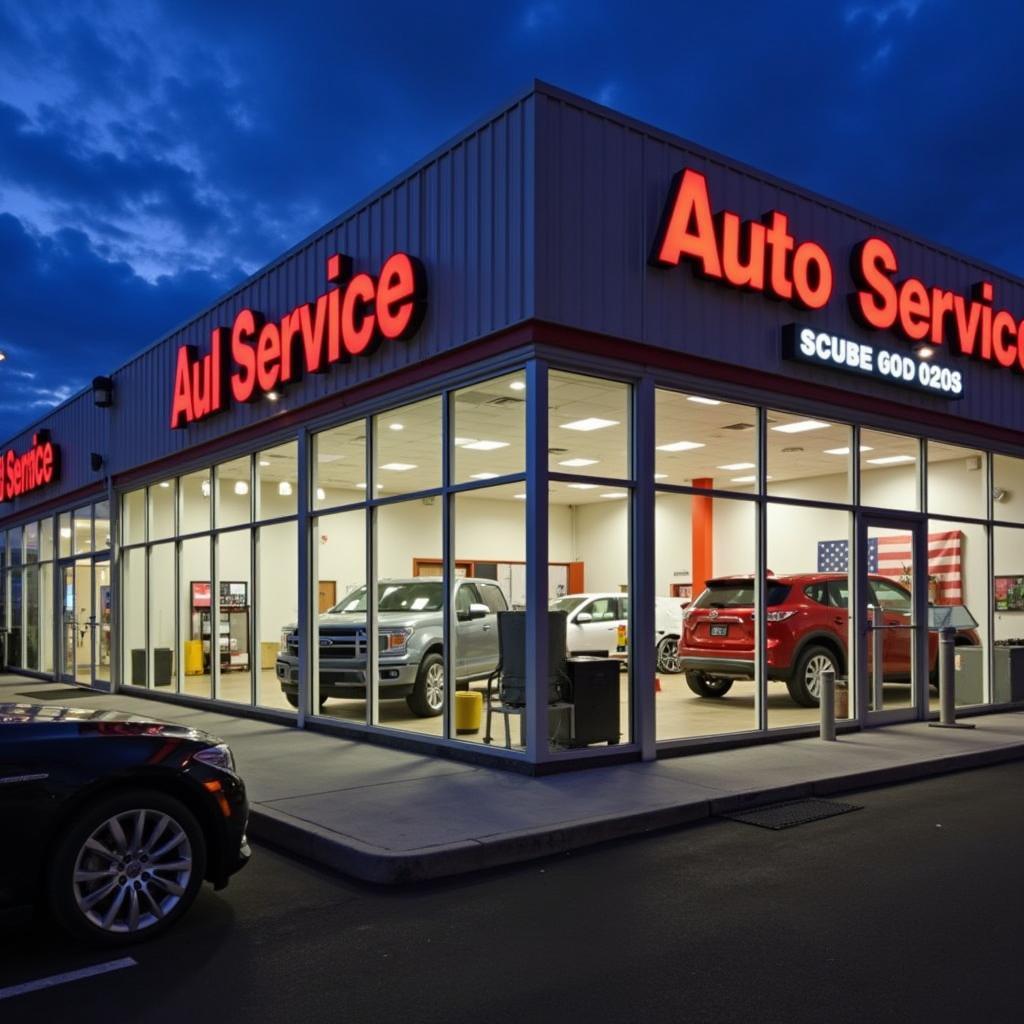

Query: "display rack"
left=190, top=581, right=250, bottom=672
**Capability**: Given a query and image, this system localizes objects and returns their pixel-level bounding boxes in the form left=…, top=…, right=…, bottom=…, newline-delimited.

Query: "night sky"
left=0, top=0, right=1021, bottom=440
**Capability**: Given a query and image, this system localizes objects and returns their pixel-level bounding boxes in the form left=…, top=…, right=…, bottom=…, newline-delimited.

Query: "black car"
left=0, top=703, right=250, bottom=944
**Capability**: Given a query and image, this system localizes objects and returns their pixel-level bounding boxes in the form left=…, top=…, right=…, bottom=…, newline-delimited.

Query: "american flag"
left=816, top=531, right=962, bottom=603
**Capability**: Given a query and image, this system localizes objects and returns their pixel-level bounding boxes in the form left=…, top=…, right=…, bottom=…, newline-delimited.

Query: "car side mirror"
left=468, top=603, right=489, bottom=620
left=575, top=611, right=593, bottom=624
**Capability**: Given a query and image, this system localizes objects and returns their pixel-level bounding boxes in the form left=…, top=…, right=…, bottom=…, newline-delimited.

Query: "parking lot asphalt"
left=3, top=761, right=1024, bottom=1024
left=6, top=674, right=1024, bottom=884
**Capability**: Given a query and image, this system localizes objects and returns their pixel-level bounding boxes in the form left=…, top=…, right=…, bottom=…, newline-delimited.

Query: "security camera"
left=993, top=487, right=1010, bottom=503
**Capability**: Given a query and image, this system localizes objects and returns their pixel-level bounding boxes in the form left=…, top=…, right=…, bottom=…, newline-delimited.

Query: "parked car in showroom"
left=549, top=593, right=689, bottom=673
left=0, top=703, right=249, bottom=944
left=277, top=577, right=508, bottom=716
left=678, top=573, right=980, bottom=707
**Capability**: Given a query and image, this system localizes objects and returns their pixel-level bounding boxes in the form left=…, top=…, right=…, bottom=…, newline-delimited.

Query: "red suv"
left=678, top=573, right=979, bottom=707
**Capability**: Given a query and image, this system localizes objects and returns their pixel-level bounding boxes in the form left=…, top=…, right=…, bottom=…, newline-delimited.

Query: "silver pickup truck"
left=276, top=577, right=508, bottom=716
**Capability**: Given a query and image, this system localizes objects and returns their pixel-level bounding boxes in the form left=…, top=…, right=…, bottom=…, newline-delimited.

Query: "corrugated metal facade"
left=4, top=80, right=1024, bottom=525
left=533, top=86, right=1024, bottom=437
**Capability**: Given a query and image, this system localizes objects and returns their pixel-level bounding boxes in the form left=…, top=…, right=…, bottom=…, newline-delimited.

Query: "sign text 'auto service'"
left=652, top=168, right=1024, bottom=385
left=0, top=432, right=60, bottom=502
left=170, top=252, right=426, bottom=428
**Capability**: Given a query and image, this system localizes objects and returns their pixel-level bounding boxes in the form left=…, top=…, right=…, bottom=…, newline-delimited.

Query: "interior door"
left=861, top=519, right=924, bottom=720
left=318, top=580, right=337, bottom=614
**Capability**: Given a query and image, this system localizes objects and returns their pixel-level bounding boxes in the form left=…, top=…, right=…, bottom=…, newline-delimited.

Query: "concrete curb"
left=247, top=740, right=1024, bottom=884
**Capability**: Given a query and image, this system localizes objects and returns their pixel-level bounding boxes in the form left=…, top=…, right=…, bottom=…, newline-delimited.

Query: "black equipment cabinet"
left=566, top=656, right=620, bottom=746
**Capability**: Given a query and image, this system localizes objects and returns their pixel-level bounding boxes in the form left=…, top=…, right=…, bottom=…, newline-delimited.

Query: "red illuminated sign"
left=0, top=431, right=60, bottom=502
left=654, top=168, right=1024, bottom=377
left=171, top=251, right=426, bottom=428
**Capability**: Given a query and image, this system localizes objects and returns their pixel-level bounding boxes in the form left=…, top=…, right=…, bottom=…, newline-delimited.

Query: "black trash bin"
left=131, top=648, right=146, bottom=686
left=153, top=648, right=173, bottom=686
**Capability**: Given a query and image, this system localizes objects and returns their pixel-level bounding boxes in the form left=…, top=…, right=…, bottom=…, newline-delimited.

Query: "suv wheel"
left=49, top=789, right=206, bottom=945
left=685, top=672, right=734, bottom=698
left=407, top=653, right=445, bottom=717
left=656, top=636, right=683, bottom=674
left=787, top=645, right=840, bottom=708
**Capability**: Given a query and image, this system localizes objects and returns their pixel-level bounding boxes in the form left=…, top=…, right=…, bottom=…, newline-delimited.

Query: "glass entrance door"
left=860, top=517, right=926, bottom=721
left=59, top=558, right=108, bottom=687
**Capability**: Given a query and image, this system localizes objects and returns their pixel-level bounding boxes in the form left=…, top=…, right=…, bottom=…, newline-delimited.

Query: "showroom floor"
left=164, top=667, right=943, bottom=748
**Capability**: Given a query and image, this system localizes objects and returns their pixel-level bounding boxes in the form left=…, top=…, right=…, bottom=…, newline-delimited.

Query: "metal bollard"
left=929, top=626, right=975, bottom=730
left=819, top=668, right=836, bottom=741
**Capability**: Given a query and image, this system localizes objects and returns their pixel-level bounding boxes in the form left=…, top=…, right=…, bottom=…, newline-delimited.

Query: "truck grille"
left=288, top=628, right=390, bottom=659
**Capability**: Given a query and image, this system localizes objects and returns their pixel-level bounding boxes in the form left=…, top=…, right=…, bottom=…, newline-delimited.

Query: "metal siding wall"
left=534, top=91, right=1024, bottom=436
left=0, top=96, right=536, bottom=524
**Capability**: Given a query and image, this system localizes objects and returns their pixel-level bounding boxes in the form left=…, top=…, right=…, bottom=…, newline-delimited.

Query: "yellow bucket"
left=184, top=639, right=204, bottom=676
left=454, top=690, right=483, bottom=734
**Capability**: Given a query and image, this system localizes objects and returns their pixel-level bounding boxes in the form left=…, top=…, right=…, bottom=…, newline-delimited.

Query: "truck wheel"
left=656, top=636, right=683, bottom=674
left=786, top=645, right=839, bottom=707
left=407, top=653, right=445, bottom=717
left=685, top=672, right=733, bottom=698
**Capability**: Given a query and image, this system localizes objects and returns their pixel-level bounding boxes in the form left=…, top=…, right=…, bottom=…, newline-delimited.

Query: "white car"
left=549, top=593, right=688, bottom=674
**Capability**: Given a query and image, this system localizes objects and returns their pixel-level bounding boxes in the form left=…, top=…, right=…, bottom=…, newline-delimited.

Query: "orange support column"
left=692, top=479, right=714, bottom=596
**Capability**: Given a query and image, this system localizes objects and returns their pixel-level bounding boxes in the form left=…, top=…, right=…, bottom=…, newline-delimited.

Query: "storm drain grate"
left=16, top=688, right=106, bottom=701
left=720, top=798, right=862, bottom=830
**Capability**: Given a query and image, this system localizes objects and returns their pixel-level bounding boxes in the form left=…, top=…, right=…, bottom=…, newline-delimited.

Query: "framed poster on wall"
left=994, top=576, right=1024, bottom=611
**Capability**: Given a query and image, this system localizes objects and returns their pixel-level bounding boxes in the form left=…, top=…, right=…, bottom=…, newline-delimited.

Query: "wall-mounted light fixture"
left=92, top=376, right=114, bottom=407
left=90, top=452, right=104, bottom=471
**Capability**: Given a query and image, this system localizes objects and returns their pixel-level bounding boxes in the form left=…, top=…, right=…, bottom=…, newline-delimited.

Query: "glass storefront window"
left=314, top=420, right=367, bottom=510
left=257, top=521, right=298, bottom=711
left=374, top=396, right=442, bottom=495
left=655, top=493, right=757, bottom=740
left=454, top=483, right=528, bottom=748
left=860, top=429, right=920, bottom=512
left=550, top=371, right=630, bottom=480
left=452, top=373, right=526, bottom=485
left=149, top=544, right=176, bottom=690
left=927, top=442, right=987, bottom=519
left=123, top=547, right=147, bottom=686
left=23, top=522, right=39, bottom=564
left=39, top=517, right=53, bottom=561
left=149, top=480, right=176, bottom=540
left=655, top=389, right=757, bottom=490
left=766, top=502, right=853, bottom=727
left=180, top=537, right=211, bottom=698
left=993, top=454, right=1024, bottom=524
left=58, top=513, right=71, bottom=558
left=215, top=530, right=252, bottom=704
left=768, top=415, right=852, bottom=503
left=24, top=564, right=38, bottom=670
left=39, top=561, right=53, bottom=673
left=216, top=456, right=252, bottom=528
left=257, top=442, right=298, bottom=518
left=123, top=489, right=146, bottom=546
left=374, top=497, right=443, bottom=736
left=8, top=527, right=22, bottom=567
left=73, top=506, right=93, bottom=554
left=179, top=470, right=211, bottom=535
left=311, top=509, right=365, bottom=719
left=94, top=501, right=111, bottom=551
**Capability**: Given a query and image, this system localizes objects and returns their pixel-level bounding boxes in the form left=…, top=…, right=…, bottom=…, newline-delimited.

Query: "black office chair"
left=484, top=611, right=572, bottom=748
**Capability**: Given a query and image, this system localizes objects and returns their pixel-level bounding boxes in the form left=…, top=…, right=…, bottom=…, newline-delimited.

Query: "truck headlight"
left=280, top=629, right=293, bottom=654
left=380, top=627, right=414, bottom=655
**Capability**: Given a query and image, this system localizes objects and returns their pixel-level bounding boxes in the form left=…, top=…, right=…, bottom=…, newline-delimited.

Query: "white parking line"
left=0, top=957, right=137, bottom=1001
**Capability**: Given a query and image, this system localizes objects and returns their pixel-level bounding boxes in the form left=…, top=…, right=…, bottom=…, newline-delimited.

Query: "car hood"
left=0, top=703, right=221, bottom=743
left=289, top=610, right=438, bottom=631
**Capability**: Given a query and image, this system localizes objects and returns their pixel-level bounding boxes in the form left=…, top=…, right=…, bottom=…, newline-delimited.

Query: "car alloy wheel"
left=425, top=661, right=445, bottom=712
left=72, top=808, right=193, bottom=935
left=656, top=636, right=682, bottom=674
left=803, top=653, right=835, bottom=701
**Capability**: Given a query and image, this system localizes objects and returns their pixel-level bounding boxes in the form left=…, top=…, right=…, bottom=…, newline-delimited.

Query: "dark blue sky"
left=0, top=0, right=1021, bottom=440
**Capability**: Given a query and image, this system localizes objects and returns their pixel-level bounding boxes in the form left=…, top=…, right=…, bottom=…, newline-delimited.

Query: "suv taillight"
left=766, top=610, right=797, bottom=622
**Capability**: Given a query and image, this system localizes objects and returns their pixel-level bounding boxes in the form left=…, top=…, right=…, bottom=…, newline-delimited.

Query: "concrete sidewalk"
left=6, top=674, right=1024, bottom=884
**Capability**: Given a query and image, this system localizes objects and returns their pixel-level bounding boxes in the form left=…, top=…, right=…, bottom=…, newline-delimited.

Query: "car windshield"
left=693, top=581, right=791, bottom=608
left=330, top=582, right=443, bottom=614
left=549, top=596, right=588, bottom=614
